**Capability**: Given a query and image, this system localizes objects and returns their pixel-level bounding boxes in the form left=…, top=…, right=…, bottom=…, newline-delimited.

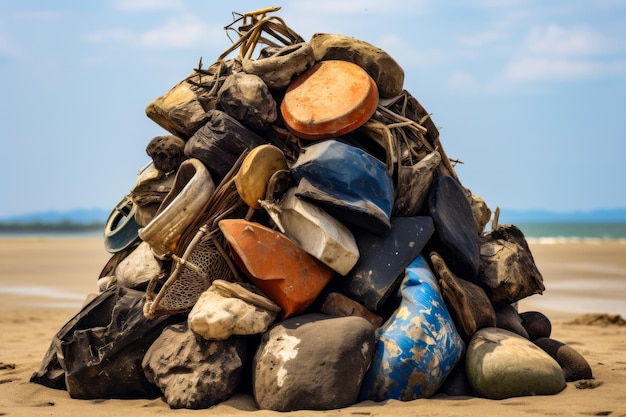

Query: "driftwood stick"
left=433, top=136, right=460, bottom=183
left=377, top=105, right=428, bottom=134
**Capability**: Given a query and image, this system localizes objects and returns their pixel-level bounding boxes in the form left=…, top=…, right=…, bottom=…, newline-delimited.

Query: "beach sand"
left=1, top=237, right=625, bottom=416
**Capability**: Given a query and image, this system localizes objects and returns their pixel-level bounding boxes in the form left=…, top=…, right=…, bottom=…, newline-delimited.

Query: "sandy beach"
left=1, top=237, right=625, bottom=416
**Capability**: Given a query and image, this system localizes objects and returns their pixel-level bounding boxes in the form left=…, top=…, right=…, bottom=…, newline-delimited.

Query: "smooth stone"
left=358, top=256, right=465, bottom=402
left=253, top=314, right=375, bottom=411
left=342, top=216, right=434, bottom=312
left=142, top=322, right=248, bottom=409
left=425, top=175, right=481, bottom=282
left=495, top=304, right=529, bottom=339
left=429, top=251, right=496, bottom=341
left=479, top=224, right=545, bottom=305
left=114, top=241, right=164, bottom=290
left=534, top=337, right=593, bottom=382
left=520, top=311, right=552, bottom=341
left=188, top=280, right=280, bottom=340
left=465, top=327, right=566, bottom=400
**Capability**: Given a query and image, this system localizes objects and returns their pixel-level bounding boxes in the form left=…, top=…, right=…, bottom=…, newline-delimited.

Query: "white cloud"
left=499, top=23, right=626, bottom=83
left=111, top=0, right=184, bottom=12
left=137, top=15, right=217, bottom=48
left=503, top=57, right=626, bottom=82
left=446, top=71, right=480, bottom=93
left=524, top=24, right=616, bottom=56
left=81, top=15, right=224, bottom=50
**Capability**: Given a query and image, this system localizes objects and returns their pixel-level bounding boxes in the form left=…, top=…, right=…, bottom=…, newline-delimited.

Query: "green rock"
left=466, top=327, right=566, bottom=399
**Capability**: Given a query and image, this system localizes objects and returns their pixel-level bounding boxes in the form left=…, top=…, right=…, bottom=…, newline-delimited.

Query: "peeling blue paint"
left=358, top=255, right=465, bottom=402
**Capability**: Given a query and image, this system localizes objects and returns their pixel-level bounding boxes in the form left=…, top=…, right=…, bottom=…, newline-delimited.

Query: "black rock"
left=341, top=216, right=434, bottom=312
left=425, top=175, right=481, bottom=282
left=520, top=311, right=552, bottom=341
left=534, top=337, right=593, bottom=382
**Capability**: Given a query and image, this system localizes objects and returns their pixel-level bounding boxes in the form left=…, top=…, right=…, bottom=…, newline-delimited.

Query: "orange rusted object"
left=218, top=219, right=335, bottom=318
left=280, top=60, right=379, bottom=140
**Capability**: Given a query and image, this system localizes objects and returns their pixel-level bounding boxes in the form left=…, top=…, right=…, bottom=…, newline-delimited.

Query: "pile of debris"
left=31, top=7, right=594, bottom=411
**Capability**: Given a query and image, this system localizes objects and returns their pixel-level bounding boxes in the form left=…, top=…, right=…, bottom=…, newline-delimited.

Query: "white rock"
left=188, top=280, right=280, bottom=340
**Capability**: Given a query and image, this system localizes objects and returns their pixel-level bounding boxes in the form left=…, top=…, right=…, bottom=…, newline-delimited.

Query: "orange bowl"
left=280, top=60, right=379, bottom=140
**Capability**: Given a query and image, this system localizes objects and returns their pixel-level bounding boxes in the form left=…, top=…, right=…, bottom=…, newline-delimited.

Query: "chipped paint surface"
left=358, top=255, right=465, bottom=402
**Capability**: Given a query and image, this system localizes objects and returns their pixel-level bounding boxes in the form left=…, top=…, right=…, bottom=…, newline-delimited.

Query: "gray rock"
left=466, top=327, right=566, bottom=400
left=142, top=323, right=248, bottom=409
left=253, top=313, right=375, bottom=411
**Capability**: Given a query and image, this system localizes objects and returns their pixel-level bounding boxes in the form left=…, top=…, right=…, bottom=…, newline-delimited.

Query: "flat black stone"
left=425, top=175, right=481, bottom=282
left=341, top=216, right=434, bottom=312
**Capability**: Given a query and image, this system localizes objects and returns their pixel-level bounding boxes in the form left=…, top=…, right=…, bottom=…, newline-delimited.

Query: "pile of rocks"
left=31, top=7, right=594, bottom=411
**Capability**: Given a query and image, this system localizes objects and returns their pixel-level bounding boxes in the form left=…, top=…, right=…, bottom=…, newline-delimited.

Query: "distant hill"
left=0, top=208, right=109, bottom=224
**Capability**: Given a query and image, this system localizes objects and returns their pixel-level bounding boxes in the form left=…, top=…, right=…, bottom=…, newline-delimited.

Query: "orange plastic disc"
left=280, top=60, right=379, bottom=140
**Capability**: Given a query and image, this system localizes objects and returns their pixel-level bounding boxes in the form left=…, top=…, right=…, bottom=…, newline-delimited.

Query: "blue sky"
left=1, top=0, right=625, bottom=219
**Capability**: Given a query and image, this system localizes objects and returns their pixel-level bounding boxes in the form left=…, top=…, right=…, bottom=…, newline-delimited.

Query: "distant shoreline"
left=1, top=221, right=626, bottom=242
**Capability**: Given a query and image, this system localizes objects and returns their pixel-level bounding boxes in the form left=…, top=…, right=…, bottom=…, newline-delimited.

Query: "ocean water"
left=512, top=222, right=626, bottom=244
